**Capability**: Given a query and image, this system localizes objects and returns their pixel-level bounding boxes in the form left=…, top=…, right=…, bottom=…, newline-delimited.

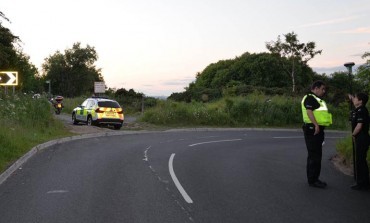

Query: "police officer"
left=349, top=93, right=370, bottom=190
left=301, top=81, right=332, bottom=188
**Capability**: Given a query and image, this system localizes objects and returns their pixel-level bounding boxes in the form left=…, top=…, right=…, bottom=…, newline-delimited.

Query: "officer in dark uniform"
left=349, top=92, right=370, bottom=190
left=301, top=81, right=332, bottom=188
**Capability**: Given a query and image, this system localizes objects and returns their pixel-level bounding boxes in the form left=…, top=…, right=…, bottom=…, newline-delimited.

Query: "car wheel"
left=87, top=116, right=93, bottom=126
left=114, top=124, right=122, bottom=130
left=72, top=113, right=78, bottom=125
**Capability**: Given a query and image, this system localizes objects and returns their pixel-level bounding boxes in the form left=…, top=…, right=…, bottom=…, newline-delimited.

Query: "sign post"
left=45, top=80, right=51, bottom=97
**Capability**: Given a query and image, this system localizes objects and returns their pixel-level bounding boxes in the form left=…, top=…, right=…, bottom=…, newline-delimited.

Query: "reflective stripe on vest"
left=301, top=94, right=332, bottom=126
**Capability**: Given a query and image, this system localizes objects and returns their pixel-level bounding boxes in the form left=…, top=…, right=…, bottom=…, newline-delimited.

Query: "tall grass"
left=0, top=94, right=72, bottom=172
left=336, top=136, right=370, bottom=167
left=61, top=96, right=86, bottom=114
left=141, top=92, right=351, bottom=130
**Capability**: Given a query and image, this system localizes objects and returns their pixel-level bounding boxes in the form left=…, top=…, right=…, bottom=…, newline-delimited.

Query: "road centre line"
left=188, top=139, right=242, bottom=147
left=47, top=190, right=69, bottom=194
left=273, top=136, right=344, bottom=139
left=169, top=153, right=193, bottom=204
left=143, top=146, right=151, bottom=162
left=273, top=136, right=303, bottom=139
left=196, top=135, right=218, bottom=139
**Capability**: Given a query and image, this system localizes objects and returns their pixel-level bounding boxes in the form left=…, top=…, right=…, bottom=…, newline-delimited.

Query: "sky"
left=1, top=0, right=370, bottom=96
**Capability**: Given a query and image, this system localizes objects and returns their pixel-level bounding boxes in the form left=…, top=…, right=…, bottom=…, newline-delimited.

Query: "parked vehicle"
left=72, top=97, right=124, bottom=130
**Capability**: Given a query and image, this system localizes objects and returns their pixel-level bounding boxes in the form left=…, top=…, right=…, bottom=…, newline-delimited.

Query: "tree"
left=0, top=12, right=20, bottom=69
left=266, top=32, right=322, bottom=93
left=1, top=11, right=41, bottom=93
left=356, top=51, right=370, bottom=94
left=14, top=49, right=43, bottom=92
left=42, top=42, right=103, bottom=97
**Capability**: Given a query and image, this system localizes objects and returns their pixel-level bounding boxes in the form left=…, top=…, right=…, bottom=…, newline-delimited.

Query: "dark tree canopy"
left=171, top=51, right=317, bottom=101
left=42, top=42, right=104, bottom=97
left=1, top=12, right=42, bottom=93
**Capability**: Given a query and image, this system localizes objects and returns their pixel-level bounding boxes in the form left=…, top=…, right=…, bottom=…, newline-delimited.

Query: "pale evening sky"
left=1, top=0, right=370, bottom=96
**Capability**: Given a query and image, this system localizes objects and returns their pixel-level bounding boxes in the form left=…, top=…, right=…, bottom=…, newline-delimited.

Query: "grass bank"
left=0, top=94, right=73, bottom=173
left=141, top=93, right=351, bottom=129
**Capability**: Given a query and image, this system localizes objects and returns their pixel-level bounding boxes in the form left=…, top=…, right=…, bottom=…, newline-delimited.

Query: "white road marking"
left=188, top=139, right=242, bottom=147
left=273, top=136, right=344, bottom=139
left=47, top=190, right=68, bottom=194
left=143, top=146, right=151, bottom=161
left=197, top=135, right=218, bottom=139
left=273, top=136, right=303, bottom=139
left=169, top=153, right=193, bottom=204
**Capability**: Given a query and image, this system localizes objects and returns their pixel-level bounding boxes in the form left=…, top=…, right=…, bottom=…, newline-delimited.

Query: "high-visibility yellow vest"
left=301, top=94, right=332, bottom=126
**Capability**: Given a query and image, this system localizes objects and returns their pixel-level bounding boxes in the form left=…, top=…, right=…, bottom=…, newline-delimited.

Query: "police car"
left=72, top=97, right=124, bottom=130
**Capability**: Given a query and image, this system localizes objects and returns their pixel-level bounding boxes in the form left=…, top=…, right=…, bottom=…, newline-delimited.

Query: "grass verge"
left=0, top=94, right=73, bottom=173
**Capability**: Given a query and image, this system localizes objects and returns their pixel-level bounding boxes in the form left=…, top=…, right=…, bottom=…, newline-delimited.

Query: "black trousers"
left=354, top=135, right=370, bottom=186
left=303, top=124, right=325, bottom=184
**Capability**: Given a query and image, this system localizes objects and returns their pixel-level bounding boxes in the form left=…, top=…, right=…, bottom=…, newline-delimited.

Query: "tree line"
left=1, top=12, right=105, bottom=97
left=1, top=11, right=153, bottom=113
left=0, top=12, right=41, bottom=93
left=168, top=32, right=370, bottom=105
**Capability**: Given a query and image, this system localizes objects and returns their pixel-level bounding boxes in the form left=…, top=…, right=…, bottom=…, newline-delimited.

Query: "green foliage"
left=0, top=94, right=72, bottom=172
left=266, top=32, right=322, bottom=93
left=14, top=50, right=44, bottom=93
left=167, top=91, right=191, bottom=102
left=171, top=50, right=318, bottom=102
left=225, top=94, right=302, bottom=126
left=328, top=102, right=351, bottom=130
left=0, top=16, right=19, bottom=69
left=0, top=13, right=42, bottom=93
left=336, top=136, right=354, bottom=165
left=172, top=32, right=325, bottom=102
left=336, top=136, right=370, bottom=167
left=141, top=100, right=232, bottom=126
left=143, top=93, right=341, bottom=128
left=194, top=52, right=294, bottom=90
left=60, top=96, right=86, bottom=114
left=355, top=52, right=370, bottom=94
left=42, top=42, right=103, bottom=97
left=222, top=84, right=290, bottom=97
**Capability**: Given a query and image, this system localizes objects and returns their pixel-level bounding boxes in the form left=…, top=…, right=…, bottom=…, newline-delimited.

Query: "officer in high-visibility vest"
left=301, top=80, right=332, bottom=188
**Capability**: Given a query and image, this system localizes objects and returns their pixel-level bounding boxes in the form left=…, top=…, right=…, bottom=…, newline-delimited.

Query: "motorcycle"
left=52, top=96, right=64, bottom=115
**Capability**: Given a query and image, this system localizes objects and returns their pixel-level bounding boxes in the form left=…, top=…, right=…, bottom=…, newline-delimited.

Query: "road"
left=1, top=129, right=369, bottom=223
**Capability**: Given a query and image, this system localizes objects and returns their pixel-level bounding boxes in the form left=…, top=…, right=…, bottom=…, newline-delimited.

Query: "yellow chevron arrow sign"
left=0, top=71, right=18, bottom=86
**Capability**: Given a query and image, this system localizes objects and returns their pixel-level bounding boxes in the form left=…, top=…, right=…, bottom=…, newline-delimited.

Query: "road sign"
left=94, top=82, right=105, bottom=93
left=0, top=71, right=18, bottom=86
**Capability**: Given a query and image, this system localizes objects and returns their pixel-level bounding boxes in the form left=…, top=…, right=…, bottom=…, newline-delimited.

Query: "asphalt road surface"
left=1, top=129, right=369, bottom=223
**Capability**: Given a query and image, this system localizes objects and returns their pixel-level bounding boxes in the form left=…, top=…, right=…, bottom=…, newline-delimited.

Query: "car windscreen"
left=98, top=101, right=120, bottom=108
